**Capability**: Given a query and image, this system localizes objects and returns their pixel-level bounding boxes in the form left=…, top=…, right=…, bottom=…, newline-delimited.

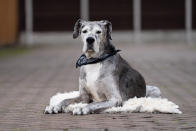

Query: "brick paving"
left=0, top=44, right=196, bottom=131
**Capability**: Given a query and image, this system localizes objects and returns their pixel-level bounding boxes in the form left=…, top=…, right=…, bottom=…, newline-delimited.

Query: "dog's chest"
left=85, top=63, right=101, bottom=88
left=84, top=63, right=103, bottom=101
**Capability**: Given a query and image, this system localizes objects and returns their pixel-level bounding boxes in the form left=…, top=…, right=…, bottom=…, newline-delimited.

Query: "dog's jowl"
left=45, top=19, right=146, bottom=115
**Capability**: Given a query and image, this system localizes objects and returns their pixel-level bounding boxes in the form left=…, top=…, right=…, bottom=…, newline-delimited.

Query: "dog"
left=45, top=19, right=146, bottom=115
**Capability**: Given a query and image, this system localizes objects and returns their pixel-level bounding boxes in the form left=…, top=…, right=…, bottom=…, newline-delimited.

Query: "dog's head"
left=73, top=19, right=112, bottom=58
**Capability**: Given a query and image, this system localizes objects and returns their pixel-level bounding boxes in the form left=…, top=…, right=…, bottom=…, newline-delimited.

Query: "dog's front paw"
left=44, top=104, right=62, bottom=114
left=72, top=107, right=90, bottom=115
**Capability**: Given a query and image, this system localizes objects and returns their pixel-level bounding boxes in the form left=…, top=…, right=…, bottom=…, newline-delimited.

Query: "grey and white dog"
left=45, top=19, right=146, bottom=115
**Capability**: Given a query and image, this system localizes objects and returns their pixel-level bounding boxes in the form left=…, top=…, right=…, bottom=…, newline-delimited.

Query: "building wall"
left=142, top=0, right=185, bottom=30
left=90, top=0, right=133, bottom=30
left=193, top=0, right=196, bottom=29
left=19, top=0, right=195, bottom=31
left=19, top=0, right=80, bottom=32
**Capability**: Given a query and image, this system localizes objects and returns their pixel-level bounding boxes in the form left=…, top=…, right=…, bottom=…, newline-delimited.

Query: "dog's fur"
left=45, top=19, right=146, bottom=115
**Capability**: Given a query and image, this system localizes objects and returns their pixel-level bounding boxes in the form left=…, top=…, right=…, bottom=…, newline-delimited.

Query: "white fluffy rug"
left=45, top=86, right=182, bottom=114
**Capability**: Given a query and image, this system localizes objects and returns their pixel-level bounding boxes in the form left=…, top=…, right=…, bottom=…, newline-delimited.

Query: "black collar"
left=76, top=49, right=121, bottom=68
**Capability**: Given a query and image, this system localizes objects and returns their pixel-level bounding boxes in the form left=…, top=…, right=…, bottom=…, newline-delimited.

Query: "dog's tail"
left=146, top=85, right=162, bottom=98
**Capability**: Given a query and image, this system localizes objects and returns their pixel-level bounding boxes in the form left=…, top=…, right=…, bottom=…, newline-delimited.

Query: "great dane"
left=45, top=19, right=146, bottom=115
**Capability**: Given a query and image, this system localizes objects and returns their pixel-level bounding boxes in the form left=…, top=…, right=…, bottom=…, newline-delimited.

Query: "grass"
left=11, top=129, right=28, bottom=131
left=0, top=46, right=30, bottom=59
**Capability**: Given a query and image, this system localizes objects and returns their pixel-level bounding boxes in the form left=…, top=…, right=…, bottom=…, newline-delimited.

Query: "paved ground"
left=0, top=43, right=196, bottom=131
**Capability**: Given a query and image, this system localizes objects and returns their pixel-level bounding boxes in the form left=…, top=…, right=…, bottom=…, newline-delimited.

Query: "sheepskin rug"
left=45, top=86, right=182, bottom=114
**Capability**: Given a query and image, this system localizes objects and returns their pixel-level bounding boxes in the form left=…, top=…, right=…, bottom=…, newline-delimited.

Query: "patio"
left=0, top=43, right=196, bottom=130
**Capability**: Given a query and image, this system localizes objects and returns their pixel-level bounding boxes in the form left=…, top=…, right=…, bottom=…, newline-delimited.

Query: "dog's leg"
left=44, top=96, right=81, bottom=114
left=45, top=87, right=90, bottom=114
left=60, top=93, right=90, bottom=113
left=73, top=98, right=122, bottom=115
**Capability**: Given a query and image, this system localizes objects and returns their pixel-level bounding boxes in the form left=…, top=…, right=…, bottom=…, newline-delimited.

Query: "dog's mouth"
left=86, top=48, right=95, bottom=53
left=85, top=48, right=95, bottom=58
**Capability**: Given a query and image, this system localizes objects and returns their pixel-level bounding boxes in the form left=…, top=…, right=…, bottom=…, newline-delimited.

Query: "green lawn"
left=0, top=46, right=30, bottom=58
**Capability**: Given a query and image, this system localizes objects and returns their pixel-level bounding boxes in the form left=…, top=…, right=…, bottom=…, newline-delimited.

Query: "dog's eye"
left=96, top=31, right=101, bottom=34
left=82, top=30, right=87, bottom=33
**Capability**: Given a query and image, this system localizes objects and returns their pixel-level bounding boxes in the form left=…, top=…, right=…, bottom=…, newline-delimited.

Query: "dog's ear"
left=101, top=20, right=112, bottom=40
left=73, top=19, right=84, bottom=39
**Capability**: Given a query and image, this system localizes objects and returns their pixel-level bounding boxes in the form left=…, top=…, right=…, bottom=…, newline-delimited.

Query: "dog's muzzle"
left=86, top=37, right=95, bottom=51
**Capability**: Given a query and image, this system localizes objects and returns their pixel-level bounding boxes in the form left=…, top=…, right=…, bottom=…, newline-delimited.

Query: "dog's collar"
left=76, top=49, right=121, bottom=68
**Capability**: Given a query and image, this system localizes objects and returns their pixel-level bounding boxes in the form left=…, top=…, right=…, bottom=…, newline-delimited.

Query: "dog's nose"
left=86, top=37, right=95, bottom=44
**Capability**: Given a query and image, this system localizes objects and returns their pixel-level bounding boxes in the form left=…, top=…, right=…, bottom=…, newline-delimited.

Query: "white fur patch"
left=45, top=86, right=182, bottom=114
left=104, top=97, right=182, bottom=114
left=85, top=63, right=101, bottom=88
